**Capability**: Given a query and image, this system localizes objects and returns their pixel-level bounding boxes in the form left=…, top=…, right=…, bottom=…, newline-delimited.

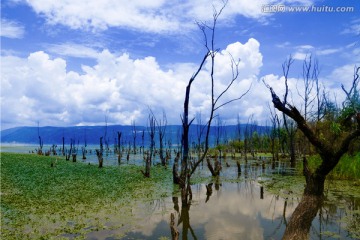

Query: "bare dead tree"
left=117, top=131, right=122, bottom=164
left=156, top=110, right=167, bottom=166
left=265, top=63, right=360, bottom=196
left=37, top=121, right=43, bottom=155
left=65, top=138, right=75, bottom=161
left=236, top=115, right=242, bottom=142
left=178, top=0, right=250, bottom=205
left=142, top=114, right=156, bottom=178
left=297, top=54, right=318, bottom=121
left=71, top=138, right=77, bottom=162
left=96, top=137, right=104, bottom=168
left=131, top=120, right=137, bottom=154
left=141, top=129, right=145, bottom=154
left=62, top=135, right=65, bottom=156
left=104, top=115, right=109, bottom=152
left=65, top=140, right=70, bottom=161
left=279, top=56, right=297, bottom=167
left=297, top=54, right=320, bottom=156
left=81, top=128, right=87, bottom=160
left=195, top=112, right=206, bottom=159
left=341, top=66, right=360, bottom=121
left=268, top=104, right=279, bottom=167
left=215, top=115, right=224, bottom=147
left=243, top=115, right=252, bottom=162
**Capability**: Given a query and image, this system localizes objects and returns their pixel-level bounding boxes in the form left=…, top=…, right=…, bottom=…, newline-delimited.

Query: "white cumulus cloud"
left=1, top=38, right=264, bottom=129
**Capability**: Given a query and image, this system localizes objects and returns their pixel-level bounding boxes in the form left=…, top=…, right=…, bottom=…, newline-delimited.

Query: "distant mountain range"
left=1, top=124, right=270, bottom=146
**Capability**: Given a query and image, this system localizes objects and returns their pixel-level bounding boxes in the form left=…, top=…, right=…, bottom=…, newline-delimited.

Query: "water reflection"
left=124, top=181, right=295, bottom=240
left=282, top=194, right=323, bottom=239
left=123, top=180, right=358, bottom=240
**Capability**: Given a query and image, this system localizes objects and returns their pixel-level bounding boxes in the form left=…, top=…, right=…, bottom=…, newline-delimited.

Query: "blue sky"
left=1, top=0, right=359, bottom=130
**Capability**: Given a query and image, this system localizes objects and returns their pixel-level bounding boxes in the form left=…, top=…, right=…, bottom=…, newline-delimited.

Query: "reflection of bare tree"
left=282, top=195, right=323, bottom=239
left=282, top=198, right=288, bottom=226
left=170, top=196, right=198, bottom=240
left=205, top=183, right=213, bottom=203
left=173, top=196, right=180, bottom=213
left=170, top=213, right=179, bottom=240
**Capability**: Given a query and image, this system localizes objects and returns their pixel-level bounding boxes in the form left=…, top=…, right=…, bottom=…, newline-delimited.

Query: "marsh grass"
left=297, top=152, right=360, bottom=180
left=1, top=153, right=173, bottom=239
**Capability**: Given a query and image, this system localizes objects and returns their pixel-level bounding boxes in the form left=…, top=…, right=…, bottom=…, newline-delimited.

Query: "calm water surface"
left=1, top=144, right=359, bottom=239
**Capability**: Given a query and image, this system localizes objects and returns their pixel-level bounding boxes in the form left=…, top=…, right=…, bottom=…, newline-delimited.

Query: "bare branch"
left=214, top=83, right=252, bottom=111
left=282, top=56, right=294, bottom=104
left=270, top=87, right=332, bottom=157
left=341, top=66, right=360, bottom=110
left=214, top=53, right=240, bottom=106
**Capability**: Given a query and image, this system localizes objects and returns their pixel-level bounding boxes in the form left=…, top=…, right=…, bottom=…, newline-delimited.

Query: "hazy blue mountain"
left=1, top=124, right=270, bottom=147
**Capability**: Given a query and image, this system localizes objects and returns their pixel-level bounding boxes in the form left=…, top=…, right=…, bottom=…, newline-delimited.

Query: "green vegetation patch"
left=259, top=174, right=305, bottom=199
left=297, top=153, right=360, bottom=180
left=1, top=153, right=173, bottom=239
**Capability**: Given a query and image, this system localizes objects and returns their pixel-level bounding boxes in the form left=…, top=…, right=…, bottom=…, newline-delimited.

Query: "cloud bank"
left=1, top=38, right=266, bottom=129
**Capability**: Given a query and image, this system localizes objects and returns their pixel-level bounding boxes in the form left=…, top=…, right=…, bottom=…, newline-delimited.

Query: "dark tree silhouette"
left=155, top=110, right=167, bottom=166
left=265, top=62, right=360, bottom=239
left=142, top=113, right=156, bottom=178
left=266, top=64, right=360, bottom=196
left=96, top=137, right=104, bottom=168
left=132, top=120, right=137, bottom=154
left=177, top=0, right=250, bottom=206
left=36, top=121, right=43, bottom=155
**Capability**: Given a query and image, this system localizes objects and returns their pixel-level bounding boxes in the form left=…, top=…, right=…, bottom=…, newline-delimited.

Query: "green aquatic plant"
left=1, top=153, right=173, bottom=239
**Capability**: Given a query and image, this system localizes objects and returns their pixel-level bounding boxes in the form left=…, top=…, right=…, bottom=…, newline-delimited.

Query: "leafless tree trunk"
left=156, top=110, right=167, bottom=166
left=65, top=139, right=73, bottom=161
left=82, top=129, right=87, bottom=160
left=268, top=104, right=279, bottom=168
left=131, top=120, right=137, bottom=154
left=215, top=115, right=224, bottom=147
left=298, top=54, right=317, bottom=121
left=116, top=131, right=122, bottom=164
left=71, top=139, right=77, bottom=162
left=141, top=130, right=144, bottom=154
left=178, top=1, right=250, bottom=206
left=96, top=137, right=104, bottom=168
left=195, top=112, right=205, bottom=160
left=62, top=135, right=65, bottom=156
left=142, top=114, right=155, bottom=178
left=243, top=116, right=252, bottom=162
left=265, top=62, right=360, bottom=196
left=37, top=121, right=43, bottom=155
left=297, top=55, right=319, bottom=156
left=104, top=115, right=109, bottom=152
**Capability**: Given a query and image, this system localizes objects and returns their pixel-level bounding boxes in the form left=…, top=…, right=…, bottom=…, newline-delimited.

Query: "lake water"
left=82, top=179, right=358, bottom=240
left=1, top=144, right=359, bottom=239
